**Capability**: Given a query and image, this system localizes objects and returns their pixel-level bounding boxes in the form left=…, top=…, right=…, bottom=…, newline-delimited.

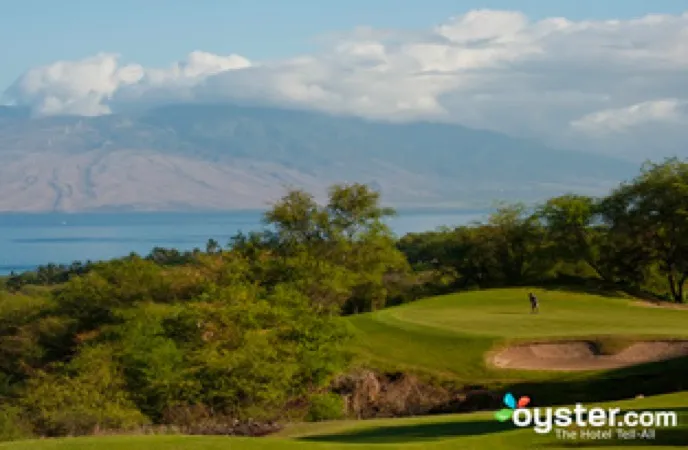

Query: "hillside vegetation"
left=0, top=158, right=687, bottom=447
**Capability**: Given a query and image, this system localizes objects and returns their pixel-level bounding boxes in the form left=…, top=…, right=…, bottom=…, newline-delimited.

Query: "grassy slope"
left=2, top=287, right=687, bottom=449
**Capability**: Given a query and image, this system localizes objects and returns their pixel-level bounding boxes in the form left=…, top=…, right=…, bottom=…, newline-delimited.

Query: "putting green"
left=347, top=288, right=688, bottom=380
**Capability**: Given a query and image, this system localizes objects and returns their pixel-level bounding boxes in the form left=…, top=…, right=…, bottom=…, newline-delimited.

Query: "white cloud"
left=4, top=53, right=144, bottom=116
left=571, top=99, right=688, bottom=134
left=3, top=9, right=688, bottom=159
left=4, top=51, right=250, bottom=116
left=140, top=51, right=251, bottom=86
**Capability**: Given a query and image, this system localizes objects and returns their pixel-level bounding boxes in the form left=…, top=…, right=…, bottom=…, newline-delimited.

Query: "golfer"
left=529, top=292, right=539, bottom=313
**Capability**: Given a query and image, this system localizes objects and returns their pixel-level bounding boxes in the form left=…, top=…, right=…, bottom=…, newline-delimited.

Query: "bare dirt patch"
left=332, top=370, right=501, bottom=418
left=488, top=340, right=688, bottom=371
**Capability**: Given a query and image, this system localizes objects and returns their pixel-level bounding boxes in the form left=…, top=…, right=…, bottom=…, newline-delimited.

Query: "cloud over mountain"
left=3, top=9, right=688, bottom=160
left=571, top=100, right=688, bottom=134
left=4, top=52, right=251, bottom=116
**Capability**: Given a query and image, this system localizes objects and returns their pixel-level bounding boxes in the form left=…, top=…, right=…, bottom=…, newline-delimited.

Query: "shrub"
left=0, top=405, right=33, bottom=442
left=305, top=393, right=345, bottom=422
left=20, top=346, right=149, bottom=436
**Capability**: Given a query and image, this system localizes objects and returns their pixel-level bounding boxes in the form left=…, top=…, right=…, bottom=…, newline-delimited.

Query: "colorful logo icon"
left=494, top=392, right=530, bottom=422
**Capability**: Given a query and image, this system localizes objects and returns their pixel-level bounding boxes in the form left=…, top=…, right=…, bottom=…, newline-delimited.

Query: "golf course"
left=3, top=169, right=688, bottom=448
left=2, top=287, right=686, bottom=449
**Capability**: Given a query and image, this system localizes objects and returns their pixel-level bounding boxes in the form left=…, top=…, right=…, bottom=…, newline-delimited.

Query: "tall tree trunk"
left=678, top=273, right=688, bottom=304
left=666, top=270, right=687, bottom=303
left=667, top=272, right=678, bottom=302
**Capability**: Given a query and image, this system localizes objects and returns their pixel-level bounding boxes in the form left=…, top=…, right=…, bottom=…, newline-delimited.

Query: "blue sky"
left=2, top=0, right=687, bottom=90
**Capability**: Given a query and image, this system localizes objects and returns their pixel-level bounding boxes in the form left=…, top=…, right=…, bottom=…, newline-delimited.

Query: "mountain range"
left=0, top=103, right=636, bottom=212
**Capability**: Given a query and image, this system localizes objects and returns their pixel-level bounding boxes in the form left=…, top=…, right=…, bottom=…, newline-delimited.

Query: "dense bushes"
left=0, top=254, right=356, bottom=439
left=8, top=250, right=359, bottom=433
left=305, top=393, right=345, bottom=422
left=0, top=406, right=31, bottom=442
left=19, top=346, right=149, bottom=436
left=0, top=183, right=406, bottom=440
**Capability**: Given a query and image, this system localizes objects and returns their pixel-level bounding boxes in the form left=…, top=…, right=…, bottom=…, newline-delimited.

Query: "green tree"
left=485, top=203, right=545, bottom=283
left=537, top=194, right=607, bottom=279
left=205, top=239, right=220, bottom=254
left=261, top=183, right=409, bottom=313
left=600, top=158, right=688, bottom=302
left=108, top=303, right=200, bottom=420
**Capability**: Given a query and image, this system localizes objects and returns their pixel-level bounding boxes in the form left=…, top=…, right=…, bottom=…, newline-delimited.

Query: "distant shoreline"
left=0, top=209, right=490, bottom=275
left=0, top=205, right=491, bottom=216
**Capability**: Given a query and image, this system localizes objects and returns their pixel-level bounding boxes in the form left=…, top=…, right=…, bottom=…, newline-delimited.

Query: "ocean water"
left=0, top=209, right=487, bottom=275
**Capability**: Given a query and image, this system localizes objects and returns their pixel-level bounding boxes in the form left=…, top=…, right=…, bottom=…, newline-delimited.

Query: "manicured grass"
left=2, top=393, right=686, bottom=449
left=347, top=287, right=688, bottom=383
left=385, top=288, right=688, bottom=337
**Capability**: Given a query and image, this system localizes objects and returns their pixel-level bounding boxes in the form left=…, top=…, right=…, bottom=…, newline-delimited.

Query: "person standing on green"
left=529, top=292, right=539, bottom=313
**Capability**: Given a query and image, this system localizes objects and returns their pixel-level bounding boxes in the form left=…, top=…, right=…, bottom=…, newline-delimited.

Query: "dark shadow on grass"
left=532, top=277, right=670, bottom=302
left=502, top=356, right=688, bottom=407
left=298, top=419, right=514, bottom=444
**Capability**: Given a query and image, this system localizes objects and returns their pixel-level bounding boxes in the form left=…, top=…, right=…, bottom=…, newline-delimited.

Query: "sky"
left=3, top=0, right=687, bottom=89
left=2, top=0, right=688, bottom=160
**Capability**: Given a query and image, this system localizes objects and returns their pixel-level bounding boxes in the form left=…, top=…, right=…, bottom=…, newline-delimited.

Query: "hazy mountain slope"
left=0, top=104, right=636, bottom=212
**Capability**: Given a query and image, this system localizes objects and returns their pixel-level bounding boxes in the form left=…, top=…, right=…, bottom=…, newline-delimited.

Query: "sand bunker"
left=489, top=340, right=688, bottom=371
